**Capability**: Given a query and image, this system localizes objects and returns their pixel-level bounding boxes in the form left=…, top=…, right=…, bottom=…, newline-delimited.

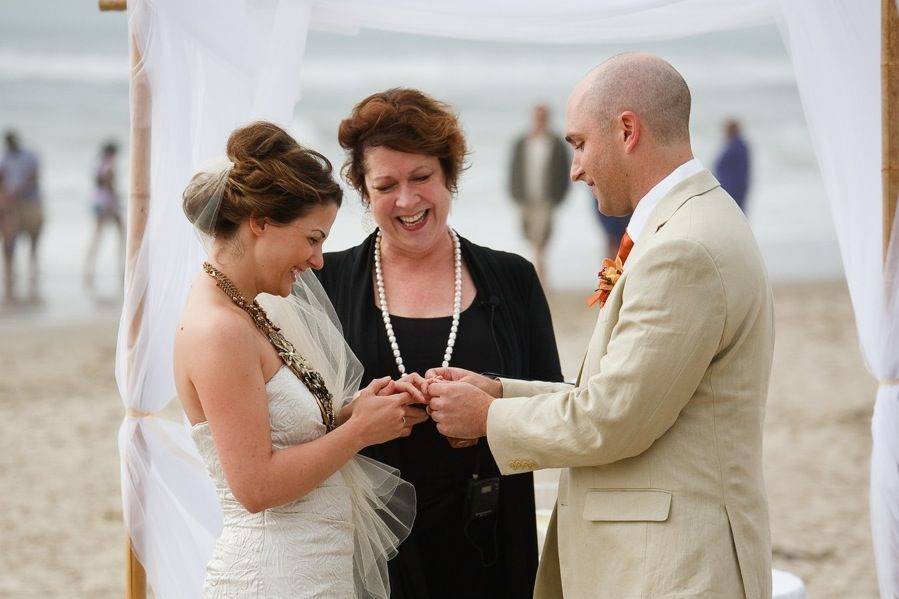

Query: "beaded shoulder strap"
left=202, top=262, right=336, bottom=431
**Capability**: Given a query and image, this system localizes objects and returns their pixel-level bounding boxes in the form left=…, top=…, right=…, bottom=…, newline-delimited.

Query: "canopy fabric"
left=309, top=0, right=779, bottom=42
left=120, top=1, right=898, bottom=596
left=120, top=2, right=313, bottom=596
left=777, top=4, right=898, bottom=597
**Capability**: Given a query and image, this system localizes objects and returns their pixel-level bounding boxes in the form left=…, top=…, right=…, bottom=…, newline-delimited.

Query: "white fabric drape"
left=117, top=0, right=898, bottom=596
left=118, top=1, right=314, bottom=596
left=309, top=0, right=778, bottom=42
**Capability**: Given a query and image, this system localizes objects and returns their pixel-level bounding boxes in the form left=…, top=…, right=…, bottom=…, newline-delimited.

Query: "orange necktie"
left=587, top=231, right=633, bottom=308
left=616, top=231, right=634, bottom=263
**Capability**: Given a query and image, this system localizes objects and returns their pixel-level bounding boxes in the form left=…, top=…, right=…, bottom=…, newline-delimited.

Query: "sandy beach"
left=0, top=280, right=878, bottom=598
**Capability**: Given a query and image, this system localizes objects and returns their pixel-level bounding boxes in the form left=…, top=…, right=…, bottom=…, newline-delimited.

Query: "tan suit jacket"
left=487, top=170, right=774, bottom=599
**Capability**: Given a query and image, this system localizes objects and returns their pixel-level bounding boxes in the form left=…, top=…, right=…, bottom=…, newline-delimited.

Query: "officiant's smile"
left=365, top=146, right=451, bottom=256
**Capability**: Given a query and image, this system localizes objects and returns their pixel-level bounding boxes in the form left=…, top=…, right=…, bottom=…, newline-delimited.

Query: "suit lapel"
left=575, top=170, right=721, bottom=387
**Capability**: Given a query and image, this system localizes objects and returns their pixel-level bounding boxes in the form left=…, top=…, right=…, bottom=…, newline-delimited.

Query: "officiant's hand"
left=425, top=380, right=494, bottom=439
left=424, top=367, right=502, bottom=398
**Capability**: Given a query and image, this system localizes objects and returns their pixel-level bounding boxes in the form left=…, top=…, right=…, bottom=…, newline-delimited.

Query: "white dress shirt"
left=626, top=158, right=704, bottom=240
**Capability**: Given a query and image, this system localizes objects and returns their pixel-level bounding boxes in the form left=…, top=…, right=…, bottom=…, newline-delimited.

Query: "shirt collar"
left=626, top=158, right=704, bottom=240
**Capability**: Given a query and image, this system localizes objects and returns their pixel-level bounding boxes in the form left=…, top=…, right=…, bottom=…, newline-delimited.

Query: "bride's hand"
left=379, top=375, right=430, bottom=433
left=348, top=377, right=422, bottom=447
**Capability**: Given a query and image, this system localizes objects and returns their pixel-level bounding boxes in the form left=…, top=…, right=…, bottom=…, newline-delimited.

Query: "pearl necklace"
left=374, top=229, right=462, bottom=376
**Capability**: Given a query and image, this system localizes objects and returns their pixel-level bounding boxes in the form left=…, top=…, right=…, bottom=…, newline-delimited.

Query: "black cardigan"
left=315, top=231, right=564, bottom=385
left=316, top=231, right=564, bottom=597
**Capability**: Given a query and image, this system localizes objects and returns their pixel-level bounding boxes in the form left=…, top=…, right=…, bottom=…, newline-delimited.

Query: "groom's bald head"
left=566, top=53, right=695, bottom=217
left=574, top=53, right=692, bottom=146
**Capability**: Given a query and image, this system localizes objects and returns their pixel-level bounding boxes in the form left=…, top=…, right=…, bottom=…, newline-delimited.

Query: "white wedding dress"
left=191, top=365, right=355, bottom=598
left=185, top=265, right=412, bottom=598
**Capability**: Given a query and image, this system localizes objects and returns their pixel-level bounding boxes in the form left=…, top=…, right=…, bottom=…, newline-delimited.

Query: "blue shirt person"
left=592, top=190, right=630, bottom=259
left=713, top=120, right=751, bottom=212
left=0, top=131, right=44, bottom=301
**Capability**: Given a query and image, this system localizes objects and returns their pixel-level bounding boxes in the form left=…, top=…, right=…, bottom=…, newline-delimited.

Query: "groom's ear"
left=619, top=111, right=640, bottom=153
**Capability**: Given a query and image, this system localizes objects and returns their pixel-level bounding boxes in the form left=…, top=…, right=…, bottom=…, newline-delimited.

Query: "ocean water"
left=0, top=1, right=839, bottom=322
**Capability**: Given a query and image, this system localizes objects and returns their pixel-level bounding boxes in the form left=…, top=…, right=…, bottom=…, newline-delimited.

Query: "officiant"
left=316, top=88, right=563, bottom=598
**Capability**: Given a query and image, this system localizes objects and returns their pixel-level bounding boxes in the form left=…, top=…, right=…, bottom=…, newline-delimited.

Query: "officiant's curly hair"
left=183, top=121, right=342, bottom=238
left=337, top=88, right=468, bottom=200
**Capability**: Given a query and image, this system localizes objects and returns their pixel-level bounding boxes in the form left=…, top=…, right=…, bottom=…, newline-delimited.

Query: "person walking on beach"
left=508, top=104, right=570, bottom=284
left=714, top=119, right=751, bottom=212
left=84, top=141, right=124, bottom=289
left=0, top=130, right=43, bottom=301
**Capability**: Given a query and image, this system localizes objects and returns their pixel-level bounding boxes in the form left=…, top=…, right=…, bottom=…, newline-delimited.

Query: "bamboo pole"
left=99, top=3, right=145, bottom=596
left=100, top=2, right=148, bottom=596
left=123, top=29, right=151, bottom=599
left=98, top=0, right=126, bottom=11
left=125, top=535, right=147, bottom=599
left=885, top=0, right=898, bottom=258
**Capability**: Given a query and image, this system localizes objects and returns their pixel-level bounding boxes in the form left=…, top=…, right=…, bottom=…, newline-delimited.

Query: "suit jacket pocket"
left=582, top=489, right=671, bottom=522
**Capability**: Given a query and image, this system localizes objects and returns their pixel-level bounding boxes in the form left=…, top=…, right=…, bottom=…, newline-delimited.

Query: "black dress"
left=316, top=231, right=564, bottom=599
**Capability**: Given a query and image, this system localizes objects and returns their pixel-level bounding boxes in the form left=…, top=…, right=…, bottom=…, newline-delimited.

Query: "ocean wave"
left=300, top=54, right=795, bottom=96
left=0, top=48, right=128, bottom=83
left=0, top=43, right=795, bottom=93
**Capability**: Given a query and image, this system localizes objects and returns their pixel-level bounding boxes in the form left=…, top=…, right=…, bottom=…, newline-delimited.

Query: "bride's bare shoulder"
left=174, top=280, right=265, bottom=422
left=176, top=282, right=257, bottom=360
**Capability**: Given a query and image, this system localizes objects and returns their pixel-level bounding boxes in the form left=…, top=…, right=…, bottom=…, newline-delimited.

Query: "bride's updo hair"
left=183, top=121, right=342, bottom=238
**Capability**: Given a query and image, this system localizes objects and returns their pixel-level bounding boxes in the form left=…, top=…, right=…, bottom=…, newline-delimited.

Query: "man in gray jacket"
left=509, top=105, right=570, bottom=284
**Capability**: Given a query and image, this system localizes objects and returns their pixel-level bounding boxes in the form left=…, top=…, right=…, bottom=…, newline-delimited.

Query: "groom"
left=425, top=53, right=774, bottom=599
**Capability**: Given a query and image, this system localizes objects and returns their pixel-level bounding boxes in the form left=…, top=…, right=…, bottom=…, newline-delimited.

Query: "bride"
left=173, top=121, right=421, bottom=598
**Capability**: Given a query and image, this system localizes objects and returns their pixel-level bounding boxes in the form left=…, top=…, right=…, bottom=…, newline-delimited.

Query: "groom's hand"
left=426, top=380, right=494, bottom=439
left=424, top=367, right=502, bottom=398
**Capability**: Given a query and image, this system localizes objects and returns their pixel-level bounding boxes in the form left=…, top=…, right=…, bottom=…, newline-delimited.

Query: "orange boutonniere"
left=586, top=256, right=624, bottom=308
